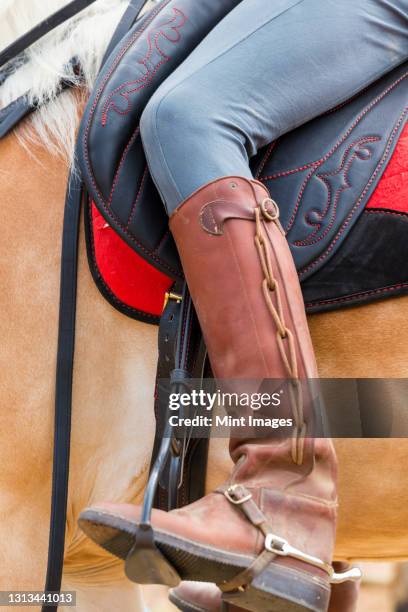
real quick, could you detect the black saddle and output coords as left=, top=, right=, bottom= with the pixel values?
left=78, top=0, right=408, bottom=312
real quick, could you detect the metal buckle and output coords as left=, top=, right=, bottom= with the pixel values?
left=224, top=484, right=252, bottom=505
left=163, top=291, right=183, bottom=311
left=260, top=198, right=280, bottom=222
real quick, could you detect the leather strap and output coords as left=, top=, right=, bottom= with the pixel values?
left=217, top=483, right=333, bottom=593
left=151, top=284, right=209, bottom=510
left=0, top=95, right=33, bottom=139
left=39, top=2, right=149, bottom=609
left=0, top=59, right=81, bottom=139
left=216, top=483, right=276, bottom=592
left=42, top=172, right=82, bottom=612
left=0, top=0, right=98, bottom=69
left=101, top=0, right=150, bottom=65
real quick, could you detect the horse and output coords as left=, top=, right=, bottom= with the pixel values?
left=1, top=1, right=407, bottom=610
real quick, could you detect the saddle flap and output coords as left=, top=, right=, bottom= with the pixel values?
left=78, top=0, right=243, bottom=280
left=253, top=62, right=408, bottom=279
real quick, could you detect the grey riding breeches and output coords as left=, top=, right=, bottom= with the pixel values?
left=140, top=0, right=408, bottom=214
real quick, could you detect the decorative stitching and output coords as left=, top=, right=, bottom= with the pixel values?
left=299, top=108, right=407, bottom=278
left=286, top=167, right=316, bottom=233
left=126, top=165, right=149, bottom=228
left=259, top=70, right=408, bottom=184
left=293, top=136, right=379, bottom=246
left=255, top=139, right=278, bottom=178
left=101, top=9, right=187, bottom=126
left=364, top=208, right=408, bottom=219
left=154, top=228, right=170, bottom=253
left=82, top=0, right=181, bottom=278
left=305, top=283, right=408, bottom=309
left=107, top=125, right=140, bottom=207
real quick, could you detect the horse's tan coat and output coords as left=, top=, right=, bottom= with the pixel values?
left=1, top=125, right=407, bottom=610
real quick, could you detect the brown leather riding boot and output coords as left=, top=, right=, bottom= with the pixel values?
left=79, top=177, right=360, bottom=611
left=169, top=561, right=361, bottom=612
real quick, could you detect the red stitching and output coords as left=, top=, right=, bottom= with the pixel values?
left=126, top=166, right=149, bottom=228
left=299, top=109, right=408, bottom=278
left=107, top=125, right=140, bottom=207
left=82, top=0, right=181, bottom=277
left=294, top=136, right=379, bottom=246
left=305, top=283, right=408, bottom=309
left=255, top=140, right=278, bottom=178
left=259, top=71, right=408, bottom=183
left=155, top=229, right=170, bottom=253
left=285, top=167, right=315, bottom=231
left=101, top=9, right=187, bottom=125
left=364, top=208, right=408, bottom=219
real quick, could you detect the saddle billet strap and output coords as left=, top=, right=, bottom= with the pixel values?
left=125, top=284, right=209, bottom=580
left=42, top=171, right=82, bottom=612
left=0, top=0, right=98, bottom=69
left=151, top=283, right=209, bottom=511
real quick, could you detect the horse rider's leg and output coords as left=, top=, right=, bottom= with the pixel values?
left=138, top=0, right=408, bottom=216
left=79, top=0, right=408, bottom=610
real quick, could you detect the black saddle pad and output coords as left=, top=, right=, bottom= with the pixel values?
left=78, top=0, right=408, bottom=314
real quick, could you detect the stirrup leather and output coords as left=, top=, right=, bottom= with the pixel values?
left=218, top=484, right=362, bottom=593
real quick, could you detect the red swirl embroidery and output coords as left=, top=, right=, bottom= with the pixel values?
left=101, top=8, right=187, bottom=126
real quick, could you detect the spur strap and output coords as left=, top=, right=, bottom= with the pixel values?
left=217, top=484, right=361, bottom=593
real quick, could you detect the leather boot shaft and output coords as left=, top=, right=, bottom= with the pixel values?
left=170, top=176, right=317, bottom=382
left=170, top=177, right=338, bottom=570
left=170, top=176, right=336, bottom=468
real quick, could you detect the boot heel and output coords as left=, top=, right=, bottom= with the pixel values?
left=222, top=563, right=330, bottom=612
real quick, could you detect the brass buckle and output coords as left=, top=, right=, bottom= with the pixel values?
left=163, top=291, right=183, bottom=311
left=224, top=484, right=252, bottom=505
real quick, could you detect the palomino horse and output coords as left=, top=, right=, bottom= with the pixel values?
left=1, top=1, right=407, bottom=611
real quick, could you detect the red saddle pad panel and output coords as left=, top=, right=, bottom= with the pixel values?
left=366, top=122, right=408, bottom=212
left=91, top=203, right=173, bottom=318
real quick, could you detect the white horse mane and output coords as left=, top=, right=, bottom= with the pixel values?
left=0, top=0, right=146, bottom=163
